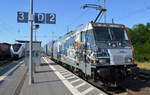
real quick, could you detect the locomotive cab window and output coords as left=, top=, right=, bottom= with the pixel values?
left=94, top=27, right=111, bottom=41
left=94, top=27, right=128, bottom=41
left=110, top=27, right=128, bottom=41
left=12, top=44, right=22, bottom=52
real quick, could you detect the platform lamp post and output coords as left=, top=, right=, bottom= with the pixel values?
left=28, top=0, right=34, bottom=85
left=33, top=24, right=40, bottom=41
left=32, top=24, right=40, bottom=73
left=17, top=0, right=56, bottom=85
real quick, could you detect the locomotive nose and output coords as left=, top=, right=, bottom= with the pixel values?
left=108, top=49, right=133, bottom=65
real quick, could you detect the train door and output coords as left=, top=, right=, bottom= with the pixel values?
left=57, top=42, right=62, bottom=61
left=80, top=31, right=92, bottom=76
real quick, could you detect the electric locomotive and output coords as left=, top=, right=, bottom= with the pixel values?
left=45, top=22, right=137, bottom=86
left=45, top=4, right=138, bottom=86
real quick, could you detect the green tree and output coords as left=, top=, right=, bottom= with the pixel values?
left=128, top=23, right=150, bottom=62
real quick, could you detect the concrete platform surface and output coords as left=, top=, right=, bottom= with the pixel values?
left=0, top=60, right=27, bottom=95
left=19, top=58, right=73, bottom=95
left=19, top=57, right=107, bottom=95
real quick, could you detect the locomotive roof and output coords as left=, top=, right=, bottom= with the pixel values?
left=16, top=40, right=42, bottom=43
left=54, top=22, right=126, bottom=42
left=92, top=23, right=125, bottom=28
left=64, top=22, right=125, bottom=36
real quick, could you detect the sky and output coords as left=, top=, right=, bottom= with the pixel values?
left=0, top=0, right=150, bottom=45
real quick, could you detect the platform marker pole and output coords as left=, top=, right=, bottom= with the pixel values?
left=29, top=0, right=34, bottom=85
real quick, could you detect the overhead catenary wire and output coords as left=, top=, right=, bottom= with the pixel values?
left=65, top=0, right=106, bottom=32
left=117, top=5, right=150, bottom=21
left=0, top=18, right=17, bottom=33
left=65, top=9, right=90, bottom=32
left=103, top=0, right=106, bottom=23
left=0, top=18, right=27, bottom=43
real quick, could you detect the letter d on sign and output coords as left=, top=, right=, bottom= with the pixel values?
left=34, top=13, right=45, bottom=24
left=38, top=13, right=44, bottom=21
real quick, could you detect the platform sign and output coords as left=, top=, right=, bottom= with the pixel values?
left=17, top=11, right=56, bottom=24
left=34, top=13, right=56, bottom=24
left=17, top=12, right=28, bottom=23
left=34, top=13, right=45, bottom=24
left=46, top=13, right=56, bottom=24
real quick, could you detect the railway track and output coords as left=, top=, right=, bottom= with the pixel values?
left=87, top=78, right=140, bottom=95
left=47, top=56, right=150, bottom=95
left=89, top=69, right=150, bottom=95
left=0, top=59, right=13, bottom=66
left=73, top=69, right=150, bottom=95
left=117, top=72, right=150, bottom=95
left=138, top=70, right=150, bottom=82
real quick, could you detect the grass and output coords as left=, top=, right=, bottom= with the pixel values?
left=135, top=61, right=150, bottom=70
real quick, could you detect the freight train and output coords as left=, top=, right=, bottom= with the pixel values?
left=0, top=43, right=11, bottom=61
left=44, top=22, right=138, bottom=86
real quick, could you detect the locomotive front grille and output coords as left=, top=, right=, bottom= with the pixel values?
left=108, top=49, right=132, bottom=65
left=111, top=55, right=125, bottom=65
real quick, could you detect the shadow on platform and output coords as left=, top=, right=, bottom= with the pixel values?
left=35, top=70, right=54, bottom=73
left=34, top=79, right=63, bottom=84
left=40, top=63, right=57, bottom=66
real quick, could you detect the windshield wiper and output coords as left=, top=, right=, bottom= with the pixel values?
left=108, top=28, right=113, bottom=40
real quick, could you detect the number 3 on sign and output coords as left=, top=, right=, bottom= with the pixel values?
left=18, top=12, right=24, bottom=21
left=17, top=12, right=28, bottom=23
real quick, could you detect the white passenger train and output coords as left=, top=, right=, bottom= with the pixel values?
left=10, top=43, right=25, bottom=59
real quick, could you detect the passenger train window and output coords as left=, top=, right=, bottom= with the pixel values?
left=12, top=44, right=22, bottom=52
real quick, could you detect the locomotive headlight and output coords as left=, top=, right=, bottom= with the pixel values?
left=98, top=58, right=110, bottom=63
left=125, top=57, right=132, bottom=63
left=99, top=59, right=107, bottom=63
left=97, top=49, right=109, bottom=56
left=127, top=58, right=132, bottom=63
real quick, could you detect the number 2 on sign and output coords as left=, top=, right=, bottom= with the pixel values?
left=49, top=14, right=55, bottom=22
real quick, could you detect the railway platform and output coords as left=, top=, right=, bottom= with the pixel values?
left=19, top=57, right=107, bottom=95
left=0, top=60, right=27, bottom=95
left=0, top=57, right=150, bottom=95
